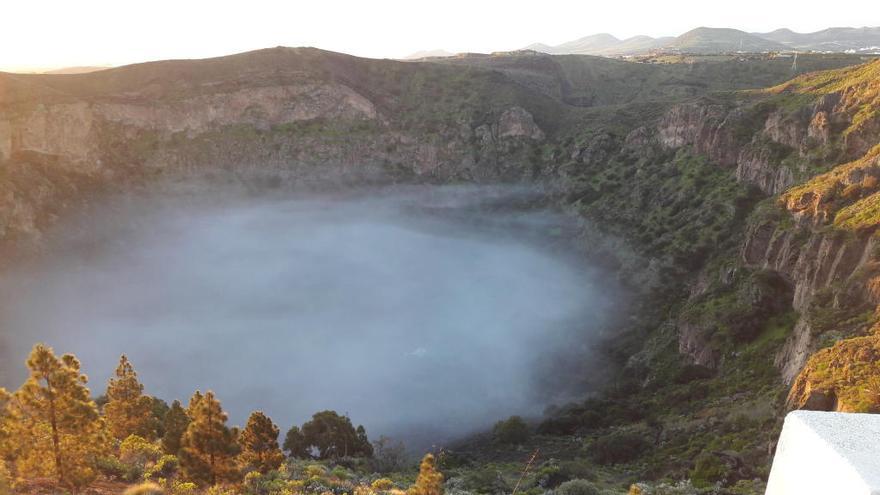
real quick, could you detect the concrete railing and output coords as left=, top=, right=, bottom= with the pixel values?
left=766, top=410, right=880, bottom=495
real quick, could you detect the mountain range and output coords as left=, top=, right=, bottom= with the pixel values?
left=523, top=26, right=880, bottom=56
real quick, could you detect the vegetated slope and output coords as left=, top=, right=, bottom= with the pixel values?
left=469, top=58, right=880, bottom=493
left=438, top=51, right=867, bottom=109
left=0, top=48, right=879, bottom=494
left=665, top=27, right=788, bottom=54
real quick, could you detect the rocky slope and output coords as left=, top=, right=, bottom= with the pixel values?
left=648, top=60, right=880, bottom=382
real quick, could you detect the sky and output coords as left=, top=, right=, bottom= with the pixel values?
left=1, top=0, right=878, bottom=72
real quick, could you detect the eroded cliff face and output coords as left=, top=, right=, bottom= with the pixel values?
left=653, top=61, right=880, bottom=390
left=0, top=56, right=553, bottom=248
left=656, top=62, right=880, bottom=198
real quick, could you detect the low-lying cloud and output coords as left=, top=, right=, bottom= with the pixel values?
left=0, top=185, right=623, bottom=448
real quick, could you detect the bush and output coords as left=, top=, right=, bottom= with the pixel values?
left=689, top=452, right=728, bottom=487
left=121, top=434, right=163, bottom=466
left=96, top=455, right=142, bottom=482
left=330, top=465, right=351, bottom=480
left=372, top=478, right=395, bottom=491
left=537, top=415, right=580, bottom=435
left=305, top=464, right=328, bottom=478
left=555, top=479, right=600, bottom=495
left=674, top=364, right=715, bottom=384
left=464, top=466, right=509, bottom=494
left=492, top=416, right=530, bottom=445
left=123, top=483, right=164, bottom=495
left=592, top=431, right=650, bottom=465
left=534, top=464, right=568, bottom=489
left=169, top=481, right=197, bottom=495
left=144, top=455, right=179, bottom=481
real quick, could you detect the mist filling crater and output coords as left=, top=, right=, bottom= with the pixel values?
left=0, top=185, right=622, bottom=447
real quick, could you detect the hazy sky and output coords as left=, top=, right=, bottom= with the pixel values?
left=2, top=0, right=878, bottom=71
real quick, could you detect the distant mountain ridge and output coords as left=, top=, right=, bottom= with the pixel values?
left=526, top=26, right=880, bottom=56
left=403, top=49, right=456, bottom=60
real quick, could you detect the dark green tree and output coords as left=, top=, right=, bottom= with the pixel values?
left=492, top=416, right=530, bottom=445
left=161, top=400, right=190, bottom=455
left=299, top=411, right=372, bottom=459
left=282, top=426, right=309, bottom=458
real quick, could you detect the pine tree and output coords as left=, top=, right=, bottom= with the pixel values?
left=238, top=411, right=284, bottom=474
left=408, top=453, right=443, bottom=495
left=179, top=391, right=239, bottom=485
left=187, top=390, right=203, bottom=416
left=104, top=355, right=157, bottom=440
left=162, top=400, right=190, bottom=455
left=7, top=344, right=107, bottom=491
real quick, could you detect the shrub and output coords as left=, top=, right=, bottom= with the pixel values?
left=535, top=464, right=568, bottom=488
left=96, top=455, right=142, bottom=482
left=169, top=480, right=198, bottom=495
left=330, top=465, right=351, bottom=480
left=121, top=434, right=163, bottom=465
left=372, top=478, right=396, bottom=491
left=305, top=464, right=328, bottom=478
left=144, top=455, right=179, bottom=481
left=592, top=431, right=650, bottom=465
left=492, top=416, right=530, bottom=445
left=537, top=415, right=580, bottom=435
left=689, top=452, right=728, bottom=487
left=674, top=364, right=715, bottom=384
left=555, top=479, right=600, bottom=495
left=123, top=482, right=164, bottom=495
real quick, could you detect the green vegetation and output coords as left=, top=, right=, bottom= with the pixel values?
left=555, top=479, right=601, bottom=495
left=492, top=416, right=530, bottom=445
left=573, top=147, right=759, bottom=277
left=283, top=411, right=373, bottom=460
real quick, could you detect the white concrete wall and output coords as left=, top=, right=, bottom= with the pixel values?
left=766, top=410, right=880, bottom=495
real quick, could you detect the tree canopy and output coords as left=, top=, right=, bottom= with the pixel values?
left=285, top=410, right=373, bottom=459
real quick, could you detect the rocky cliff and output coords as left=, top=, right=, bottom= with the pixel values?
left=652, top=60, right=880, bottom=403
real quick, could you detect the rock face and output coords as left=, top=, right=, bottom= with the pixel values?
left=655, top=66, right=879, bottom=197
left=657, top=61, right=880, bottom=386
left=786, top=334, right=880, bottom=412
left=0, top=49, right=553, bottom=248
left=740, top=173, right=880, bottom=383
left=497, top=106, right=544, bottom=140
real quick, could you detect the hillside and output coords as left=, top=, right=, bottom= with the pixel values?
left=0, top=48, right=879, bottom=494
left=758, top=26, right=880, bottom=52
left=665, top=27, right=788, bottom=54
